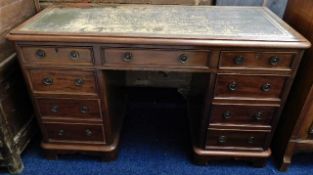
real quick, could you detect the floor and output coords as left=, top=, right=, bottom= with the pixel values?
left=1, top=88, right=313, bottom=175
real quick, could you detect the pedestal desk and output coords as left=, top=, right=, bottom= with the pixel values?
left=7, top=5, right=310, bottom=166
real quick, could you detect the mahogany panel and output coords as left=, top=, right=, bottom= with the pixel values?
left=219, top=51, right=294, bottom=71
left=103, top=48, right=210, bottom=69
left=214, top=74, right=286, bottom=99
left=206, top=128, right=268, bottom=150
left=36, top=98, right=102, bottom=120
left=21, top=46, right=94, bottom=65
left=209, top=104, right=277, bottom=126
left=43, top=122, right=105, bottom=143
left=28, top=69, right=98, bottom=95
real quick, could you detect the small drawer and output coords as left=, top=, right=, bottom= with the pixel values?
left=102, top=48, right=209, bottom=68
left=206, top=129, right=268, bottom=149
left=214, top=74, right=286, bottom=99
left=209, top=104, right=276, bottom=126
left=219, top=51, right=294, bottom=70
left=43, top=122, right=105, bottom=143
left=29, top=70, right=98, bottom=95
left=21, top=46, right=94, bottom=65
left=36, top=98, right=102, bottom=120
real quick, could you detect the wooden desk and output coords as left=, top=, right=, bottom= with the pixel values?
left=7, top=5, right=310, bottom=166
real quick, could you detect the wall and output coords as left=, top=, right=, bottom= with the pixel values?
left=39, top=0, right=213, bottom=8
left=216, top=0, right=288, bottom=17
left=39, top=0, right=287, bottom=17
left=0, top=0, right=37, bottom=63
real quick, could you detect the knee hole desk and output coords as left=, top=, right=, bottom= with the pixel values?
left=7, top=5, right=310, bottom=167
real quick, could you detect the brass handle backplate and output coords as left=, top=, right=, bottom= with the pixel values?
left=228, top=81, right=238, bottom=91
left=69, top=50, right=80, bottom=60
left=42, top=77, right=53, bottom=86
left=74, top=78, right=84, bottom=86
left=58, top=129, right=64, bottom=136
left=178, top=54, right=188, bottom=64
left=269, top=56, right=280, bottom=65
left=254, top=112, right=263, bottom=121
left=85, top=129, right=93, bottom=136
left=36, top=49, right=46, bottom=59
left=261, top=83, right=271, bottom=92
left=51, top=105, right=59, bottom=113
left=234, top=55, right=244, bottom=65
left=223, top=111, right=232, bottom=119
left=218, top=136, right=226, bottom=144
left=80, top=105, right=89, bottom=114
left=248, top=136, right=255, bottom=144
left=122, top=52, right=133, bottom=62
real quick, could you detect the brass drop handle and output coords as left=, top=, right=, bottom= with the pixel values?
left=254, top=112, right=263, bottom=121
left=36, top=49, right=46, bottom=59
left=69, top=50, right=79, bottom=60
left=228, top=81, right=238, bottom=91
left=217, top=136, right=226, bottom=144
left=269, top=56, right=280, bottom=66
left=85, top=129, right=93, bottom=136
left=234, top=55, right=244, bottom=65
left=122, top=52, right=133, bottom=62
left=223, top=111, right=232, bottom=119
left=42, top=77, right=53, bottom=86
left=74, top=78, right=84, bottom=86
left=178, top=54, right=188, bottom=64
left=51, top=105, right=59, bottom=113
left=218, top=136, right=226, bottom=144
left=261, top=83, right=271, bottom=92
left=80, top=105, right=89, bottom=114
left=58, top=129, right=64, bottom=136
left=248, top=136, right=255, bottom=144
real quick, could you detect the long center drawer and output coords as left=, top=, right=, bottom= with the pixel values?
left=102, top=48, right=210, bottom=69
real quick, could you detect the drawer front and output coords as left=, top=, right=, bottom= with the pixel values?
left=219, top=51, right=293, bottom=70
left=43, top=123, right=105, bottom=143
left=209, top=105, right=276, bottom=126
left=206, top=129, right=267, bottom=149
left=103, top=48, right=209, bottom=68
left=29, top=70, right=98, bottom=95
left=36, top=98, right=102, bottom=120
left=214, top=74, right=285, bottom=99
left=21, top=46, right=94, bottom=65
